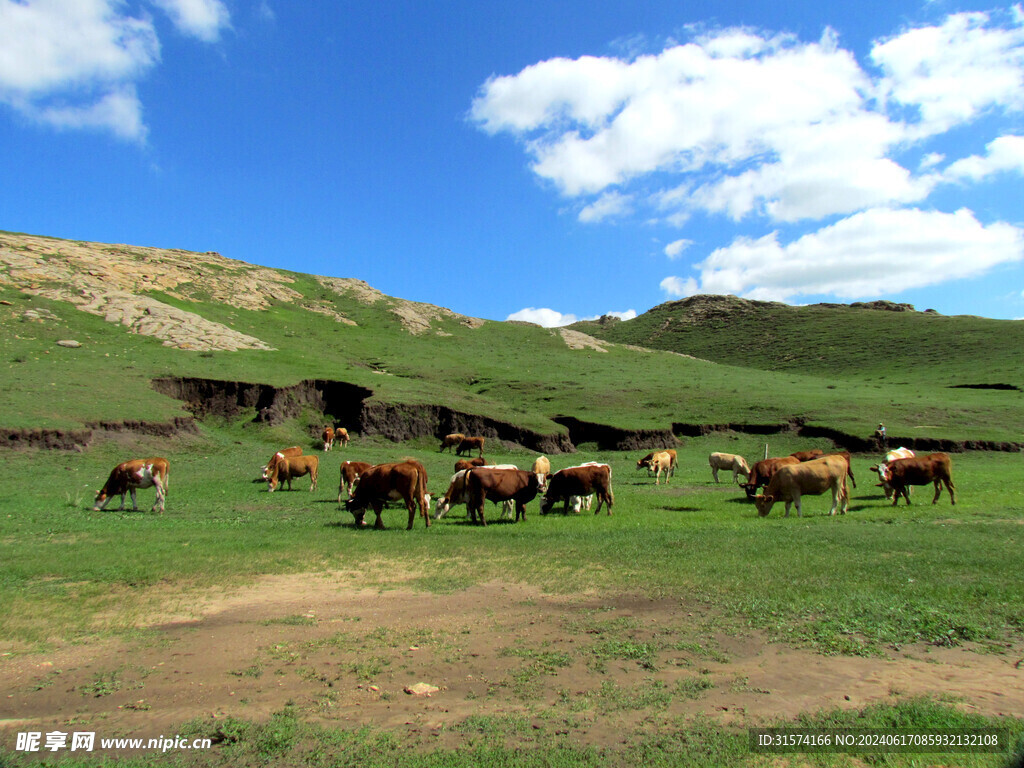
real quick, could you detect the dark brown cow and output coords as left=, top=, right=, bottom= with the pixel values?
left=881, top=453, right=956, bottom=506
left=267, top=455, right=319, bottom=492
left=346, top=460, right=430, bottom=530
left=742, top=456, right=800, bottom=498
left=262, top=446, right=302, bottom=480
left=465, top=467, right=541, bottom=525
left=790, top=449, right=825, bottom=462
left=457, top=436, right=486, bottom=457
left=541, top=464, right=614, bottom=515
left=338, top=460, right=373, bottom=503
left=439, top=433, right=465, bottom=453
left=94, top=457, right=170, bottom=514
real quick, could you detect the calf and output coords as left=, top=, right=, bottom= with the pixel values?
left=346, top=460, right=430, bottom=530
left=881, top=453, right=956, bottom=506
left=439, top=433, right=465, bottom=453
left=636, top=449, right=677, bottom=476
left=262, top=446, right=302, bottom=480
left=639, top=450, right=675, bottom=485
left=466, top=467, right=541, bottom=525
left=338, top=460, right=373, bottom=503
left=94, top=458, right=170, bottom=514
left=742, top=456, right=800, bottom=499
left=708, top=452, right=750, bottom=484
left=267, top=455, right=319, bottom=492
left=456, top=436, right=486, bottom=457
left=541, top=464, right=614, bottom=515
left=754, top=455, right=849, bottom=518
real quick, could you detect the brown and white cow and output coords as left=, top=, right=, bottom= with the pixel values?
left=321, top=426, right=335, bottom=451
left=262, top=446, right=302, bottom=480
left=346, top=460, right=430, bottom=530
left=879, top=453, right=956, bottom=506
left=338, top=460, right=373, bottom=503
left=267, top=455, right=319, bottom=492
left=456, top=436, right=486, bottom=457
left=334, top=427, right=350, bottom=448
left=790, top=449, right=825, bottom=462
left=541, top=463, right=614, bottom=515
left=754, top=455, right=849, bottom=518
left=439, top=433, right=465, bottom=453
left=639, top=450, right=675, bottom=485
left=742, top=456, right=800, bottom=498
left=466, top=467, right=542, bottom=525
left=709, top=452, right=751, bottom=484
left=434, top=465, right=519, bottom=519
left=94, top=458, right=169, bottom=514
left=870, top=447, right=915, bottom=499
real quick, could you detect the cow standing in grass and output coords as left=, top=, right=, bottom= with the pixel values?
left=708, top=452, right=750, bottom=484
left=267, top=455, right=319, bottom=492
left=346, top=460, right=430, bottom=530
left=94, top=458, right=170, bottom=514
left=754, top=455, right=848, bottom=518
left=262, top=446, right=302, bottom=480
left=338, top=460, right=373, bottom=503
left=880, top=453, right=956, bottom=507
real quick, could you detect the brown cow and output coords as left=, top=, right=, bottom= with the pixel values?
left=267, top=455, right=319, bottom=492
left=742, top=456, right=800, bottom=498
left=435, top=466, right=519, bottom=520
left=754, top=455, right=849, bottom=517
left=346, top=460, right=430, bottom=530
left=338, top=460, right=373, bottom=503
left=870, top=447, right=916, bottom=499
left=457, top=436, right=486, bottom=457
left=466, top=467, right=541, bottom=525
left=455, top=457, right=487, bottom=472
left=334, top=427, right=350, bottom=448
left=94, top=458, right=169, bottom=514
left=322, top=426, right=335, bottom=451
left=880, top=453, right=956, bottom=506
left=790, top=449, right=825, bottom=462
left=262, top=446, right=302, bottom=480
left=439, top=433, right=465, bottom=453
left=541, top=464, right=614, bottom=515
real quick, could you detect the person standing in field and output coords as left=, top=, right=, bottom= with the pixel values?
left=874, top=422, right=887, bottom=451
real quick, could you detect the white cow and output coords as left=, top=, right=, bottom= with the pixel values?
left=708, top=452, right=751, bottom=484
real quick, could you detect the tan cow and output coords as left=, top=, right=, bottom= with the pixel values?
left=338, top=460, right=373, bottom=503
left=709, top=452, right=750, bottom=484
left=439, top=433, right=465, bottom=453
left=541, top=464, right=614, bottom=515
left=262, top=446, right=302, bottom=480
left=457, top=436, right=486, bottom=457
left=334, top=427, right=350, bottom=448
left=754, top=455, right=849, bottom=518
left=636, top=449, right=677, bottom=476
left=345, top=460, right=430, bottom=530
left=639, top=450, right=675, bottom=485
left=94, top=458, right=169, bottom=514
left=267, top=455, right=319, bottom=492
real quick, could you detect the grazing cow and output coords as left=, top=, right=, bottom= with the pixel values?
left=636, top=449, right=677, bottom=476
left=322, top=426, right=335, bottom=451
left=879, top=453, right=956, bottom=507
left=454, top=457, right=487, bottom=472
left=338, top=460, right=373, bottom=503
left=457, top=436, right=486, bottom=457
left=262, top=446, right=302, bottom=480
left=466, top=467, right=541, bottom=525
left=94, top=458, right=169, bottom=514
left=870, top=447, right=915, bottom=499
left=638, top=450, right=675, bottom=485
left=708, top=452, right=751, bottom=484
left=824, top=451, right=857, bottom=489
left=541, top=464, right=614, bottom=516
left=268, top=455, right=319, bottom=492
left=790, top=449, right=825, bottom=462
left=754, top=455, right=849, bottom=518
left=742, top=456, right=800, bottom=498
left=532, top=456, right=551, bottom=476
left=434, top=465, right=519, bottom=519
left=346, top=460, right=430, bottom=530
left=334, top=427, right=350, bottom=448
left=439, top=433, right=465, bottom=453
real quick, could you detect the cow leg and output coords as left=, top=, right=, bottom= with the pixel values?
left=711, top=467, right=719, bottom=483
left=373, top=502, right=386, bottom=530
left=783, top=500, right=792, bottom=517
left=515, top=501, right=525, bottom=522
left=152, top=477, right=166, bottom=514
left=310, top=471, right=318, bottom=492
left=406, top=501, right=416, bottom=531
left=128, top=488, right=139, bottom=511
left=946, top=478, right=956, bottom=505
left=828, top=485, right=839, bottom=516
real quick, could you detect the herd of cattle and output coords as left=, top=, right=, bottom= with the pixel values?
left=91, top=429, right=957, bottom=527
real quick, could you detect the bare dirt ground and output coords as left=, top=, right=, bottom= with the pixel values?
left=2, top=574, right=1022, bottom=753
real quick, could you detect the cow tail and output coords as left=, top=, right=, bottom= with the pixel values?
left=417, top=465, right=430, bottom=521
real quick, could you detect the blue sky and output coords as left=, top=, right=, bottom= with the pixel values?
left=1, top=1, right=1022, bottom=324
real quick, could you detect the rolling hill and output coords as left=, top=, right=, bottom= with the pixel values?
left=2, top=230, right=1021, bottom=452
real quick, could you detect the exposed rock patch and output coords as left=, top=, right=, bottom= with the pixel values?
left=558, top=328, right=608, bottom=352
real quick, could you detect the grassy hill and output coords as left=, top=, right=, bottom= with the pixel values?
left=2, top=231, right=1022, bottom=447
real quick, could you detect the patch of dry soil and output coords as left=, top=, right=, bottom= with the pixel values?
left=2, top=575, right=1021, bottom=753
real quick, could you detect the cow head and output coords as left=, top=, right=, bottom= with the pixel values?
left=754, top=494, right=775, bottom=517
left=741, top=482, right=758, bottom=499
left=345, top=497, right=369, bottom=526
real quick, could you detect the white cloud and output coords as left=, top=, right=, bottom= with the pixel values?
left=664, top=239, right=692, bottom=259
left=578, top=191, right=633, bottom=223
left=151, top=0, right=230, bottom=42
left=582, top=309, right=637, bottom=322
left=506, top=307, right=579, bottom=327
left=685, top=207, right=1024, bottom=302
left=660, top=276, right=699, bottom=298
left=0, top=0, right=228, bottom=141
left=944, top=135, right=1024, bottom=181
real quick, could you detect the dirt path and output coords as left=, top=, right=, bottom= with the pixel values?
left=2, top=574, right=1022, bottom=751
